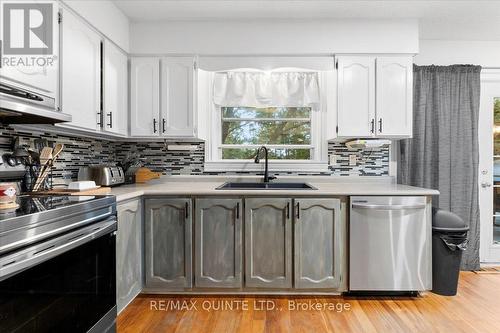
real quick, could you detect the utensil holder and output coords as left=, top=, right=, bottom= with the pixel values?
left=25, top=159, right=54, bottom=192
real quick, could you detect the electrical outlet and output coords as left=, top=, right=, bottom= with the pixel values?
left=349, top=155, right=357, bottom=166
left=329, top=154, right=338, bottom=165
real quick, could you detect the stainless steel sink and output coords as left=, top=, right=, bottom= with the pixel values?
left=216, top=182, right=317, bottom=190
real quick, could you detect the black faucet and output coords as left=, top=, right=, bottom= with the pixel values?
left=254, top=146, right=276, bottom=183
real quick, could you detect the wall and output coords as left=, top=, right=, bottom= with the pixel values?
left=130, top=19, right=419, bottom=55
left=415, top=40, right=500, bottom=67
left=0, top=126, right=389, bottom=187
left=62, top=0, right=130, bottom=52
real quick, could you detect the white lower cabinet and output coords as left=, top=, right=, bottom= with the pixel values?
left=116, top=199, right=143, bottom=313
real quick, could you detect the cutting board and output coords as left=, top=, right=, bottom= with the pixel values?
left=135, top=167, right=161, bottom=183
left=35, top=187, right=112, bottom=196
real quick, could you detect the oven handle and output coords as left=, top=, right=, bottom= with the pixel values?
left=0, top=218, right=117, bottom=282
left=352, top=203, right=426, bottom=210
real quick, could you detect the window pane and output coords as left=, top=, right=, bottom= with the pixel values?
left=222, top=121, right=311, bottom=145
left=222, top=107, right=310, bottom=119
left=222, top=148, right=311, bottom=160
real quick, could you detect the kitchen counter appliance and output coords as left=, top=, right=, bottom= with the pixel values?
left=0, top=195, right=117, bottom=333
left=78, top=165, right=125, bottom=186
left=349, top=196, right=432, bottom=292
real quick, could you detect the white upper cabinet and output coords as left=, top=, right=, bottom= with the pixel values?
left=0, top=3, right=59, bottom=98
left=60, top=7, right=101, bottom=131
left=130, top=58, right=160, bottom=136
left=103, top=40, right=128, bottom=136
left=376, top=56, right=413, bottom=138
left=337, top=56, right=376, bottom=138
left=130, top=56, right=196, bottom=138
left=160, top=57, right=196, bottom=137
left=336, top=55, right=413, bottom=139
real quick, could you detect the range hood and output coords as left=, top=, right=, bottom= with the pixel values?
left=0, top=82, right=71, bottom=124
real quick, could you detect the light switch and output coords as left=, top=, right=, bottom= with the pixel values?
left=349, top=155, right=357, bottom=166
left=329, top=154, right=338, bottom=165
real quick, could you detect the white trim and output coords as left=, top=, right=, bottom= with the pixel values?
left=203, top=70, right=332, bottom=172
left=204, top=161, right=329, bottom=172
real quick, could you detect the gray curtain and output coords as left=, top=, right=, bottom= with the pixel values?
left=398, top=65, right=481, bottom=270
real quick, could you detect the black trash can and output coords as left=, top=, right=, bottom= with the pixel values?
left=432, top=209, right=469, bottom=296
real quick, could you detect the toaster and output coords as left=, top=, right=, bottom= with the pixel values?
left=78, top=166, right=125, bottom=186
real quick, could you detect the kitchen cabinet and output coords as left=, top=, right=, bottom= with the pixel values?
left=144, top=198, right=192, bottom=290
left=376, top=56, right=413, bottom=137
left=294, top=198, right=343, bottom=289
left=194, top=198, right=242, bottom=288
left=103, top=40, right=128, bottom=136
left=161, top=57, right=196, bottom=137
left=130, top=58, right=160, bottom=137
left=60, top=7, right=101, bottom=131
left=130, top=56, right=196, bottom=138
left=116, top=199, right=142, bottom=314
left=337, top=56, right=375, bottom=138
left=0, top=4, right=59, bottom=99
left=336, top=55, right=413, bottom=139
left=244, top=198, right=292, bottom=288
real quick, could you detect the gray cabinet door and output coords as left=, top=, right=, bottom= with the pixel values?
left=245, top=198, right=292, bottom=288
left=195, top=198, right=242, bottom=288
left=294, top=198, right=342, bottom=289
left=116, top=199, right=143, bottom=313
left=145, top=198, right=192, bottom=289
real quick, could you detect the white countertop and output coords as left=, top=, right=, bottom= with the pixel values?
left=109, top=176, right=439, bottom=202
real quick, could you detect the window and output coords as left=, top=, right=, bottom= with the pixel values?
left=201, top=69, right=333, bottom=172
left=221, top=106, right=312, bottom=160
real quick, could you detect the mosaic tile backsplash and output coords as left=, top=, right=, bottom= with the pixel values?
left=0, top=125, right=389, bottom=183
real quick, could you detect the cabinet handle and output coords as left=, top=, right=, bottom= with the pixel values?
left=378, top=118, right=383, bottom=133
left=286, top=202, right=290, bottom=219
left=370, top=119, right=375, bottom=133
left=236, top=202, right=240, bottom=219
left=296, top=202, right=300, bottom=219
left=185, top=202, right=189, bottom=219
left=153, top=118, right=157, bottom=133
left=162, top=118, right=166, bottom=134
left=107, top=112, right=113, bottom=128
left=97, top=111, right=102, bottom=127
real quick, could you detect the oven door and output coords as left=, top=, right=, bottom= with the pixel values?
left=0, top=217, right=117, bottom=333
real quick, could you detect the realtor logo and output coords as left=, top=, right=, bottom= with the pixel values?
left=2, top=2, right=53, bottom=55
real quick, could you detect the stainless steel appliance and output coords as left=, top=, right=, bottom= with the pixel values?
left=0, top=82, right=71, bottom=124
left=78, top=166, right=125, bottom=186
left=0, top=195, right=117, bottom=333
left=349, top=196, right=432, bottom=292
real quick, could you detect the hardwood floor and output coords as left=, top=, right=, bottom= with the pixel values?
left=117, top=272, right=500, bottom=333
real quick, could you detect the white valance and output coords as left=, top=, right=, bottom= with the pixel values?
left=213, top=71, right=320, bottom=108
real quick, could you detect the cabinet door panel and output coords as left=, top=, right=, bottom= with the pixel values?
left=145, top=198, right=192, bottom=290
left=116, top=199, right=142, bottom=313
left=195, top=199, right=242, bottom=288
left=245, top=198, right=292, bottom=288
left=130, top=58, right=160, bottom=137
left=161, top=57, right=195, bottom=137
left=376, top=56, right=413, bottom=137
left=61, top=8, right=100, bottom=131
left=294, top=198, right=342, bottom=289
left=103, top=40, right=128, bottom=135
left=337, top=56, right=376, bottom=138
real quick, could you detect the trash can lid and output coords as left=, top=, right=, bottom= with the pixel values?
left=432, top=208, right=469, bottom=232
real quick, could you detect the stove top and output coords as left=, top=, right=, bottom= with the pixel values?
left=0, top=195, right=100, bottom=220
left=0, top=195, right=116, bottom=255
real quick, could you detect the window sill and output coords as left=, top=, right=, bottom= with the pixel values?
left=204, top=161, right=329, bottom=172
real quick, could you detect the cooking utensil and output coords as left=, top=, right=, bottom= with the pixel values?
left=33, top=144, right=64, bottom=191
left=32, top=147, right=53, bottom=191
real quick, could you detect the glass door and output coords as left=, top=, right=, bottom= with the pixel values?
left=479, top=69, right=500, bottom=262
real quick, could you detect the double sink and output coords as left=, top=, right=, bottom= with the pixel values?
left=216, top=182, right=317, bottom=190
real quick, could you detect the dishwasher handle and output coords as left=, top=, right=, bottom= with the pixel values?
left=352, top=203, right=426, bottom=210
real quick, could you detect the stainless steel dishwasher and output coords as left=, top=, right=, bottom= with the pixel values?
left=349, top=196, right=432, bottom=292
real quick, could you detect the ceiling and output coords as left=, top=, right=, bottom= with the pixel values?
left=113, top=0, right=500, bottom=40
